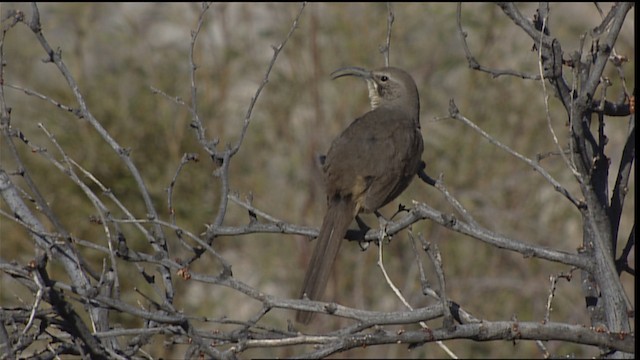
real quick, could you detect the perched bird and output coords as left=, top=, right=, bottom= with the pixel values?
left=297, top=66, right=424, bottom=324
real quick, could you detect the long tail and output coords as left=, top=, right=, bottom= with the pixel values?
left=296, top=197, right=356, bottom=324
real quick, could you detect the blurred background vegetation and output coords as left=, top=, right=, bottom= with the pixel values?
left=0, top=3, right=634, bottom=358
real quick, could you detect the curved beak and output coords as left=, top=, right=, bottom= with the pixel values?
left=330, top=66, right=372, bottom=80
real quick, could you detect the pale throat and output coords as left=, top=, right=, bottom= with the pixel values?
left=366, top=80, right=381, bottom=110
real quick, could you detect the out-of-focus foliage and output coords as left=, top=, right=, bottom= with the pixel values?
left=0, top=3, right=633, bottom=358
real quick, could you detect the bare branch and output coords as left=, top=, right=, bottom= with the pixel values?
left=448, top=99, right=584, bottom=208
left=456, top=3, right=542, bottom=80
left=379, top=2, right=394, bottom=67
left=0, top=3, right=633, bottom=357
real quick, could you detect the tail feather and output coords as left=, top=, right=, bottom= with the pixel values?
left=296, top=197, right=356, bottom=324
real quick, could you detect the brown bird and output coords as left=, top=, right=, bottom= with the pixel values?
left=297, top=66, right=424, bottom=324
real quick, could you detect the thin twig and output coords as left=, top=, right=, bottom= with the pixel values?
left=26, top=2, right=175, bottom=302
left=21, top=272, right=44, bottom=336
left=230, top=3, right=306, bottom=157
left=456, top=3, right=541, bottom=80
left=448, top=99, right=583, bottom=209
left=535, top=11, right=582, bottom=181
left=380, top=2, right=394, bottom=67
left=188, top=2, right=214, bottom=155
left=206, top=3, right=306, bottom=237
left=377, top=233, right=457, bottom=358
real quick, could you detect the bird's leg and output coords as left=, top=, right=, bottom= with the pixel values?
left=355, top=215, right=371, bottom=232
left=417, top=160, right=437, bottom=186
left=354, top=215, right=372, bottom=250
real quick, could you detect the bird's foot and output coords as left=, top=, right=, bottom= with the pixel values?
left=354, top=215, right=372, bottom=250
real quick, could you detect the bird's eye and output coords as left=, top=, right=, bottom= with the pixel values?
left=380, top=75, right=389, bottom=82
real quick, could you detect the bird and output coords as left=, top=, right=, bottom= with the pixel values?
left=297, top=66, right=424, bottom=324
